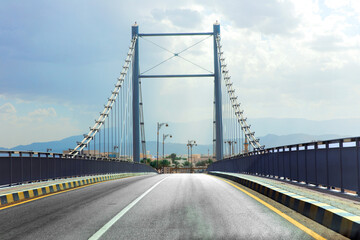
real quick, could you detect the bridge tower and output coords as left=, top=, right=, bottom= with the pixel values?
left=69, top=22, right=263, bottom=161
left=131, top=22, right=224, bottom=162
left=132, top=23, right=140, bottom=162
left=213, top=22, right=223, bottom=160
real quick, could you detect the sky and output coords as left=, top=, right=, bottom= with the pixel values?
left=1, top=0, right=360, bottom=148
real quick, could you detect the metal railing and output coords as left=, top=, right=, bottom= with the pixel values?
left=0, top=150, right=156, bottom=187
left=207, top=137, right=360, bottom=194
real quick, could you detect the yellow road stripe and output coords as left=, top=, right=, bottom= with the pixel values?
left=29, top=190, right=34, bottom=198
left=0, top=175, right=136, bottom=211
left=0, top=183, right=99, bottom=211
left=213, top=176, right=326, bottom=240
left=18, top=192, right=25, bottom=201
left=6, top=194, right=14, bottom=204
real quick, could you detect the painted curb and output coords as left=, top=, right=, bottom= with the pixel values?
left=210, top=171, right=360, bottom=239
left=0, top=173, right=152, bottom=207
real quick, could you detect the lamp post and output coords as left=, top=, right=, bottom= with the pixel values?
left=163, top=134, right=172, bottom=160
left=187, top=140, right=197, bottom=173
left=113, top=145, right=118, bottom=159
left=225, top=140, right=237, bottom=157
left=157, top=122, right=168, bottom=170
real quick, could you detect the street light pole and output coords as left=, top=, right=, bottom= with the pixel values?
left=224, top=140, right=237, bottom=157
left=162, top=134, right=172, bottom=160
left=113, top=145, right=118, bottom=159
left=187, top=144, right=189, bottom=169
left=157, top=122, right=168, bottom=170
left=187, top=140, right=197, bottom=173
left=163, top=134, right=164, bottom=160
left=191, top=145, right=193, bottom=171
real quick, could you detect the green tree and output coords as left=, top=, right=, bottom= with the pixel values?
left=140, top=158, right=151, bottom=164
left=150, top=161, right=157, bottom=169
left=161, top=159, right=171, bottom=167
left=183, top=161, right=191, bottom=167
left=196, top=161, right=206, bottom=166
left=173, top=160, right=180, bottom=168
left=207, top=159, right=213, bottom=164
left=169, top=153, right=177, bottom=163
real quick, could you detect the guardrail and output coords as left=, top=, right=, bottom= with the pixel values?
left=207, top=137, right=360, bottom=194
left=0, top=150, right=156, bottom=187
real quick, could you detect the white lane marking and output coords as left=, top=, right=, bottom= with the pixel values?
left=88, top=177, right=168, bottom=240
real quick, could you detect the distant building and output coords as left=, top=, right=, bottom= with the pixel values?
left=62, top=150, right=132, bottom=161
left=140, top=152, right=152, bottom=159
left=63, top=150, right=100, bottom=156
left=188, top=154, right=212, bottom=164
left=163, top=167, right=171, bottom=174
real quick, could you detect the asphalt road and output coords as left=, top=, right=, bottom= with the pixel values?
left=0, top=174, right=333, bottom=239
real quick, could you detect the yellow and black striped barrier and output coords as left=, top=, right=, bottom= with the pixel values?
left=0, top=173, right=152, bottom=207
left=209, top=171, right=360, bottom=239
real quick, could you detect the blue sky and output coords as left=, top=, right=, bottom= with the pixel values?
left=1, top=0, right=360, bottom=148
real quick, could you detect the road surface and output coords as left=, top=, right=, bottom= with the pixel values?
left=0, top=174, right=340, bottom=239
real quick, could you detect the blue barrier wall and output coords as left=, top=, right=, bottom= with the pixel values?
left=0, top=153, right=156, bottom=186
left=207, top=137, right=360, bottom=193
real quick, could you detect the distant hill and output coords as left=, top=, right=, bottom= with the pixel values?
left=0, top=133, right=345, bottom=155
left=2, top=135, right=84, bottom=153
left=143, top=118, right=360, bottom=144
left=260, top=133, right=344, bottom=148
left=250, top=118, right=360, bottom=137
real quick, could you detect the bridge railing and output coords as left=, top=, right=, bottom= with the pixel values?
left=207, top=137, right=360, bottom=194
left=0, top=151, right=156, bottom=187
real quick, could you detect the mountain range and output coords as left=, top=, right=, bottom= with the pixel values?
left=2, top=117, right=358, bottom=154
left=0, top=133, right=344, bottom=155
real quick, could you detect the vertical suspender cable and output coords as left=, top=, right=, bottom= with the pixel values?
left=114, top=96, right=119, bottom=158
left=118, top=91, right=120, bottom=157
left=107, top=114, right=110, bottom=155
left=103, top=120, right=105, bottom=157
left=99, top=126, right=101, bottom=156
left=94, top=132, right=96, bottom=157
left=111, top=102, right=114, bottom=156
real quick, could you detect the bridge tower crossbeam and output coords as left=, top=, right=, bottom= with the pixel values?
left=132, top=23, right=225, bottom=161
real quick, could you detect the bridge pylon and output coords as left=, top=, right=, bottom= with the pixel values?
left=132, top=23, right=140, bottom=162
left=69, top=22, right=264, bottom=162
left=131, top=22, right=225, bottom=161
left=213, top=22, right=224, bottom=160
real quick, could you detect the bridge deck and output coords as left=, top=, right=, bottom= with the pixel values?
left=0, top=174, right=344, bottom=239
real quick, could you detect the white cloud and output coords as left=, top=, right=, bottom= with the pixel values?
left=213, top=0, right=299, bottom=35
left=324, top=0, right=350, bottom=9
left=2, top=0, right=360, bottom=146
left=0, top=102, right=16, bottom=114
left=151, top=8, right=203, bottom=29
left=0, top=104, right=80, bottom=148
left=28, top=107, right=57, bottom=118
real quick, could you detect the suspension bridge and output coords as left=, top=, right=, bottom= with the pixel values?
left=0, top=23, right=359, bottom=239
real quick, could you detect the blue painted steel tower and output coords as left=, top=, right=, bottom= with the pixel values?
left=132, top=23, right=140, bottom=162
left=213, top=22, right=224, bottom=160
left=131, top=23, right=224, bottom=161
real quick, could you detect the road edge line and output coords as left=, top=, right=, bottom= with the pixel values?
left=209, top=171, right=360, bottom=239
left=211, top=174, right=326, bottom=240
left=0, top=173, right=155, bottom=210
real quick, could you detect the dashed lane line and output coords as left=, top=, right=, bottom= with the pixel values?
left=88, top=177, right=168, bottom=240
